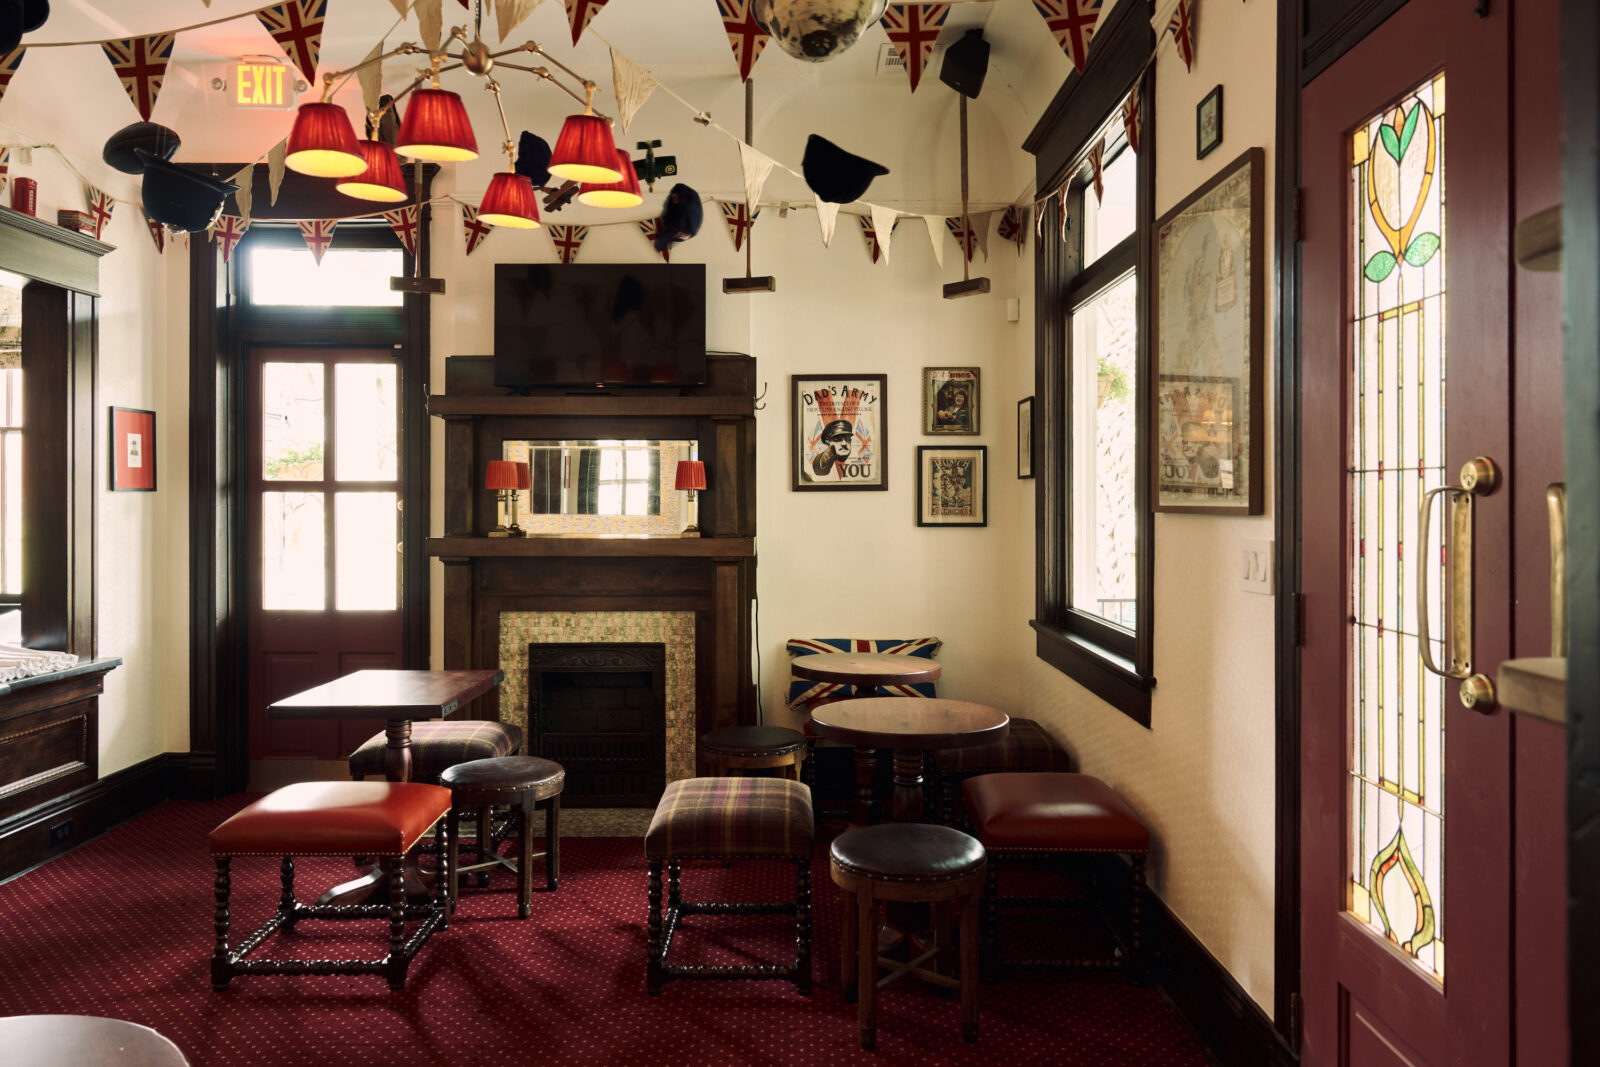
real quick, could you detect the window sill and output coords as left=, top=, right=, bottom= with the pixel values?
left=1031, top=620, right=1154, bottom=727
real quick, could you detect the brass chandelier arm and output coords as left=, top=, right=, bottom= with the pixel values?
left=486, top=60, right=603, bottom=115
left=318, top=43, right=426, bottom=103
left=485, top=79, right=517, bottom=168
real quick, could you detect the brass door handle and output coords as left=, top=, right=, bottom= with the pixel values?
left=1418, top=457, right=1500, bottom=681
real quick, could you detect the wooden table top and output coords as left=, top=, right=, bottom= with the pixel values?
left=1, top=1014, right=189, bottom=1066
left=791, top=653, right=943, bottom=688
left=267, top=669, right=504, bottom=720
left=809, top=697, right=1008, bottom=750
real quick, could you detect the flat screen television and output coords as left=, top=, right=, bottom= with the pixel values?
left=493, top=263, right=708, bottom=388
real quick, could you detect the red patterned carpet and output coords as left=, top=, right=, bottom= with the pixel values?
left=0, top=797, right=1214, bottom=1066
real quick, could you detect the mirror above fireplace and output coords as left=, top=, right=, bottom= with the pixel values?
left=499, top=439, right=695, bottom=537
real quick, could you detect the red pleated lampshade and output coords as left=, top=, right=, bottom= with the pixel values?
left=514, top=461, right=531, bottom=490
left=674, top=460, right=707, bottom=491
left=577, top=148, right=642, bottom=208
left=485, top=460, right=521, bottom=490
left=285, top=102, right=365, bottom=177
left=335, top=140, right=408, bottom=202
left=396, top=88, right=478, bottom=162
left=549, top=114, right=622, bottom=183
left=478, top=172, right=541, bottom=228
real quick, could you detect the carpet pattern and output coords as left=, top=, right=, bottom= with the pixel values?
left=0, top=797, right=1214, bottom=1066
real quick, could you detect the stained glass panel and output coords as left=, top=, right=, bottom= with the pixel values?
left=1347, top=71, right=1447, bottom=982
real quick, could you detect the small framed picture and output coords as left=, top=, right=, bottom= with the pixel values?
left=921, top=366, right=980, bottom=435
left=791, top=374, right=887, bottom=491
left=916, top=445, right=987, bottom=527
left=1017, top=396, right=1034, bottom=478
left=1197, top=84, right=1224, bottom=159
left=109, top=406, right=156, bottom=492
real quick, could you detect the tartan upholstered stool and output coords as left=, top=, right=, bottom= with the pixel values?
left=644, top=777, right=814, bottom=995
left=699, top=725, right=807, bottom=780
left=208, top=781, right=453, bottom=992
left=932, top=718, right=1070, bottom=826
left=440, top=755, right=565, bottom=919
left=830, top=823, right=986, bottom=1050
left=347, top=720, right=524, bottom=783
left=962, top=772, right=1150, bottom=981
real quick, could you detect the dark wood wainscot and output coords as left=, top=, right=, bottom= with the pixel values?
left=426, top=354, right=758, bottom=758
left=0, top=658, right=121, bottom=822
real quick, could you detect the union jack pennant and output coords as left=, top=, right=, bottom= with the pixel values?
left=945, top=216, right=978, bottom=263
left=256, top=0, right=328, bottom=84
left=563, top=0, right=611, bottom=46
left=145, top=213, right=165, bottom=254
left=1032, top=0, right=1104, bottom=74
left=383, top=205, right=419, bottom=256
left=83, top=186, right=114, bottom=240
left=719, top=201, right=759, bottom=252
left=998, top=205, right=1028, bottom=255
left=0, top=148, right=9, bottom=200
left=462, top=203, right=492, bottom=255
left=715, top=0, right=769, bottom=82
left=859, top=214, right=897, bottom=264
left=297, top=218, right=336, bottom=264
left=101, top=34, right=174, bottom=122
left=547, top=223, right=588, bottom=263
left=879, top=3, right=950, bottom=93
left=1169, top=0, right=1194, bottom=73
left=785, top=636, right=942, bottom=707
left=0, top=48, right=26, bottom=108
left=637, top=218, right=670, bottom=262
left=1122, top=88, right=1142, bottom=154
left=213, top=214, right=248, bottom=264
left=1088, top=137, right=1105, bottom=204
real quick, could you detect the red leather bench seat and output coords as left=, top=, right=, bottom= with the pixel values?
left=962, top=772, right=1149, bottom=854
left=209, top=781, right=453, bottom=858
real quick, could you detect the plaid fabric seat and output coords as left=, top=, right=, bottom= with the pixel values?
left=932, top=718, right=1070, bottom=826
left=645, top=777, right=814, bottom=860
left=347, top=721, right=524, bottom=782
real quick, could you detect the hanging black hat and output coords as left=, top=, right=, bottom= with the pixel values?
left=654, top=183, right=703, bottom=252
left=515, top=131, right=552, bottom=187
left=0, top=1, right=49, bottom=63
left=103, top=122, right=181, bottom=174
left=137, top=150, right=238, bottom=233
left=802, top=134, right=888, bottom=204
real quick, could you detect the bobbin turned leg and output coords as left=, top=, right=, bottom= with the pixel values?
left=278, top=856, right=298, bottom=933
left=384, top=858, right=407, bottom=991
left=211, top=857, right=232, bottom=992
left=795, top=859, right=813, bottom=995
left=647, top=860, right=664, bottom=995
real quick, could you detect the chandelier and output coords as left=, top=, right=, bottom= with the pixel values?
left=282, top=1, right=639, bottom=228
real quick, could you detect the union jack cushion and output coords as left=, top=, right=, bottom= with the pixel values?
left=785, top=636, right=941, bottom=709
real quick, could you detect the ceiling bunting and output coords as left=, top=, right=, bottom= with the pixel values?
left=636, top=218, right=670, bottom=261
left=387, top=0, right=408, bottom=14
left=997, top=204, right=1027, bottom=255
left=972, top=209, right=991, bottom=261
left=144, top=212, right=165, bottom=254
left=462, top=203, right=492, bottom=255
left=945, top=215, right=977, bottom=262
left=815, top=197, right=840, bottom=247
left=384, top=205, right=420, bottom=256
left=497, top=0, right=544, bottom=42
left=83, top=185, right=114, bottom=240
left=565, top=0, right=612, bottom=46
left=718, top=200, right=758, bottom=252
left=922, top=215, right=944, bottom=268
left=231, top=165, right=255, bottom=225
left=859, top=212, right=899, bottom=263
left=1121, top=88, right=1141, bottom=152
left=0, top=48, right=26, bottom=108
left=738, top=142, right=776, bottom=216
left=214, top=214, right=248, bottom=264
left=357, top=42, right=384, bottom=114
left=878, top=3, right=950, bottom=93
left=869, top=202, right=898, bottom=263
left=267, top=139, right=287, bottom=205
left=548, top=222, right=588, bottom=263
left=611, top=48, right=657, bottom=134
left=1088, top=137, right=1105, bottom=204
left=716, top=0, right=770, bottom=83
left=415, top=0, right=444, bottom=53
left=1032, top=0, right=1104, bottom=74
left=0, top=148, right=9, bottom=199
left=256, top=0, right=329, bottom=85
left=101, top=34, right=175, bottom=122
left=1169, top=0, right=1194, bottom=72
left=298, top=218, right=337, bottom=264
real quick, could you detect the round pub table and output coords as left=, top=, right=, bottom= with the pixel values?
left=791, top=653, right=943, bottom=698
left=0, top=1015, right=189, bottom=1066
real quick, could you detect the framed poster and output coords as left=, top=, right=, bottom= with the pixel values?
left=1153, top=147, right=1263, bottom=513
left=109, top=406, right=156, bottom=492
left=916, top=445, right=987, bottom=527
left=921, top=366, right=980, bottom=435
left=1017, top=396, right=1034, bottom=478
left=1197, top=84, right=1224, bottom=159
left=791, top=374, right=887, bottom=491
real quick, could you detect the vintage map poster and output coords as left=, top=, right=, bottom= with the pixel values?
left=792, top=374, right=886, bottom=491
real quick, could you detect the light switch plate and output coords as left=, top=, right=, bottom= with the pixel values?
left=1241, top=538, right=1274, bottom=594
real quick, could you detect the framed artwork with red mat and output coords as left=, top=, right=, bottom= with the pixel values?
left=109, top=406, right=156, bottom=492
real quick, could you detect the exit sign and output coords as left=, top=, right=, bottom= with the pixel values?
left=232, top=61, right=295, bottom=109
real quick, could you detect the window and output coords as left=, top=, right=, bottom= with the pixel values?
left=0, top=271, right=20, bottom=641
left=246, top=247, right=404, bottom=307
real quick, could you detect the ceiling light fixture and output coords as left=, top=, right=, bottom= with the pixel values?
left=577, top=148, right=643, bottom=208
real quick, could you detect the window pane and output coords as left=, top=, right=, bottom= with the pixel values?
left=0, top=367, right=19, bottom=598
left=1084, top=147, right=1137, bottom=266
left=248, top=247, right=404, bottom=307
left=262, top=491, right=325, bottom=610
left=262, top=363, right=324, bottom=481
left=335, top=492, right=398, bottom=610
left=1068, top=272, right=1138, bottom=630
left=334, top=363, right=397, bottom=481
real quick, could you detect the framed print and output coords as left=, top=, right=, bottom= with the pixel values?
left=921, top=366, right=980, bottom=435
left=1017, top=396, right=1034, bottom=478
left=109, top=406, right=156, bottom=492
left=916, top=445, right=987, bottom=527
left=1154, top=147, right=1264, bottom=513
left=1197, top=84, right=1223, bottom=159
left=791, top=374, right=887, bottom=491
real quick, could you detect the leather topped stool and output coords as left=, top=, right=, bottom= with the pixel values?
left=644, top=777, right=814, bottom=996
left=440, top=755, right=564, bottom=919
left=932, top=717, right=1071, bottom=826
left=962, top=772, right=1150, bottom=981
left=208, top=781, right=452, bottom=991
left=829, top=823, right=986, bottom=1050
left=347, top=720, right=523, bottom=783
left=699, top=725, right=806, bottom=780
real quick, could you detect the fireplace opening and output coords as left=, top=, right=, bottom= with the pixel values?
left=527, top=643, right=666, bottom=806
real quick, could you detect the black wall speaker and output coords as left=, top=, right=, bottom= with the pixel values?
left=939, top=29, right=989, bottom=99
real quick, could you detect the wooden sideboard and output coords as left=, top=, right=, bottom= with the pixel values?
left=0, top=658, right=121, bottom=823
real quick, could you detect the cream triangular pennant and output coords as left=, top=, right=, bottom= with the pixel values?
left=815, top=197, right=840, bottom=248
left=738, top=142, right=776, bottom=219
left=357, top=42, right=383, bottom=115
left=972, top=210, right=992, bottom=262
left=498, top=0, right=544, bottom=41
left=610, top=48, right=657, bottom=135
left=416, top=0, right=444, bottom=53
left=923, top=215, right=945, bottom=268
left=230, top=164, right=254, bottom=226
left=869, top=203, right=898, bottom=264
left=267, top=139, right=287, bottom=205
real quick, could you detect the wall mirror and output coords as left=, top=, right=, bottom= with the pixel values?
left=500, top=439, right=695, bottom=536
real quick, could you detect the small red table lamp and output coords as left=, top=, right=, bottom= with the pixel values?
left=486, top=459, right=530, bottom=538
left=674, top=459, right=706, bottom=538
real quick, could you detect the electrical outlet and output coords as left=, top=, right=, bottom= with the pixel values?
left=48, top=819, right=71, bottom=846
left=1241, top=538, right=1274, bottom=594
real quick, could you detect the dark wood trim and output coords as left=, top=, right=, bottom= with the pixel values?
left=1031, top=621, right=1153, bottom=725
left=427, top=537, right=755, bottom=559
left=0, top=750, right=166, bottom=886
left=1302, top=0, right=1413, bottom=83
left=1562, top=0, right=1600, bottom=1058
left=68, top=292, right=96, bottom=656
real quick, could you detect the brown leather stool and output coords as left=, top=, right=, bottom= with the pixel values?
left=829, top=823, right=986, bottom=1050
left=698, top=725, right=806, bottom=780
left=962, top=772, right=1150, bottom=980
left=932, top=717, right=1072, bottom=826
left=440, top=755, right=565, bottom=919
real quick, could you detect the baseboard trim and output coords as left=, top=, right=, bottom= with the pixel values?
left=166, top=750, right=219, bottom=800
left=0, top=753, right=170, bottom=884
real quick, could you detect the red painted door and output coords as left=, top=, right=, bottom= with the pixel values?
left=1300, top=0, right=1564, bottom=1063
left=247, top=347, right=403, bottom=767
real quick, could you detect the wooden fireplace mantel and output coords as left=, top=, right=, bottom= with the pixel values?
left=427, top=536, right=755, bottom=559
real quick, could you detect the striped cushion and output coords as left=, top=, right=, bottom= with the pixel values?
left=785, top=636, right=941, bottom=709
left=645, top=777, right=813, bottom=860
left=347, top=721, right=524, bottom=781
left=934, top=717, right=1070, bottom=775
